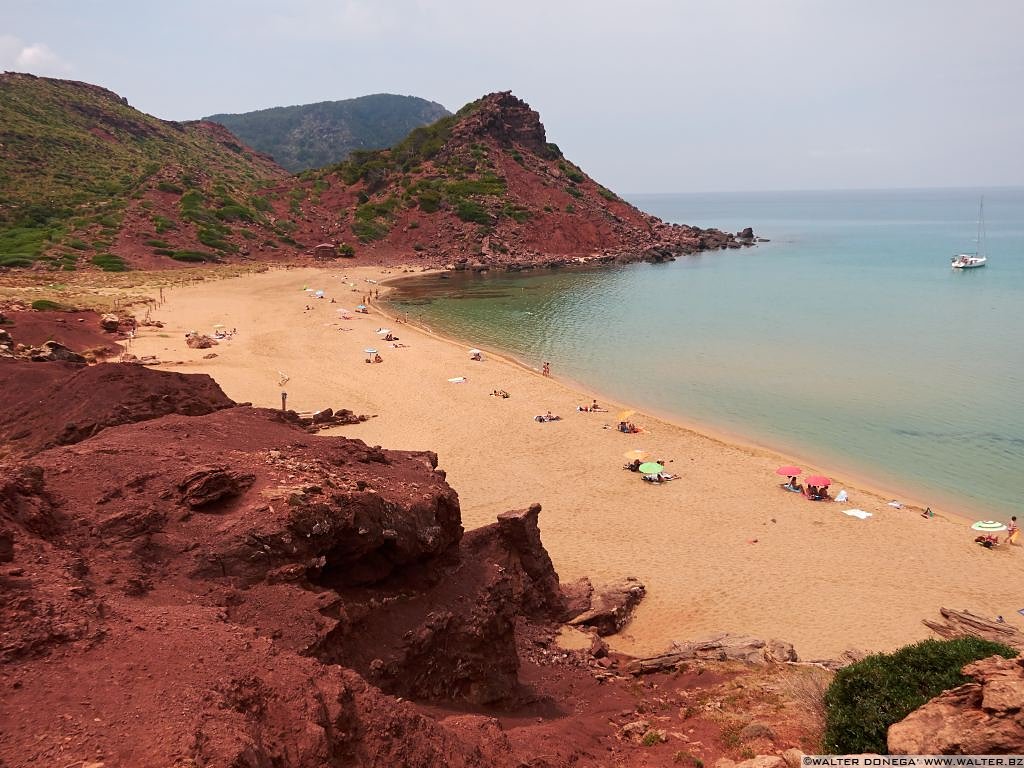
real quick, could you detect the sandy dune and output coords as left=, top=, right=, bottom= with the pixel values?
left=132, top=266, right=1023, bottom=659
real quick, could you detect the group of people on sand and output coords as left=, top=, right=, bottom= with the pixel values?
left=618, top=421, right=640, bottom=434
left=490, top=389, right=510, bottom=399
left=623, top=458, right=676, bottom=483
left=976, top=516, right=1020, bottom=549
left=365, top=353, right=383, bottom=364
left=534, top=411, right=561, bottom=422
left=577, top=399, right=607, bottom=412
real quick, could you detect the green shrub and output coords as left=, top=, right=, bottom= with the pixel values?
left=157, top=181, right=184, bottom=194
left=566, top=185, right=583, bottom=198
left=153, top=248, right=175, bottom=256
left=560, top=162, right=585, bottom=183
left=502, top=204, right=531, bottom=223
left=31, top=299, right=68, bottom=311
left=455, top=199, right=490, bottom=224
left=250, top=195, right=272, bottom=212
left=91, top=253, right=129, bottom=272
left=67, top=238, right=90, bottom=250
left=823, top=637, right=1017, bottom=754
left=417, top=190, right=442, bottom=213
left=215, top=204, right=255, bottom=222
left=445, top=175, right=506, bottom=197
left=565, top=204, right=575, bottom=214
left=152, top=215, right=176, bottom=234
left=0, top=224, right=59, bottom=263
left=171, top=250, right=219, bottom=263
left=598, top=186, right=619, bottom=202
left=352, top=219, right=389, bottom=243
left=144, top=239, right=171, bottom=248
left=337, top=242, right=355, bottom=256
left=0, top=256, right=34, bottom=267
left=197, top=226, right=237, bottom=252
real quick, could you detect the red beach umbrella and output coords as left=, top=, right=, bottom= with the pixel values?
left=806, top=475, right=831, bottom=487
left=775, top=466, right=802, bottom=476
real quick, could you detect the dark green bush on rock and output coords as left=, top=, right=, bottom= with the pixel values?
left=822, top=637, right=1017, bottom=754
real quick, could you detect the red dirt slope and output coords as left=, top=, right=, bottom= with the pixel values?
left=0, top=360, right=236, bottom=456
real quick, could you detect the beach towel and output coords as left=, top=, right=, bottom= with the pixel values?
left=835, top=490, right=849, bottom=503
left=887, top=500, right=903, bottom=509
left=843, top=509, right=872, bottom=520
left=448, top=377, right=466, bottom=383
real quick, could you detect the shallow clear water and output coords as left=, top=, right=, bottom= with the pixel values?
left=387, top=188, right=1024, bottom=517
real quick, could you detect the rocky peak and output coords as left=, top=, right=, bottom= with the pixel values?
left=449, top=91, right=556, bottom=158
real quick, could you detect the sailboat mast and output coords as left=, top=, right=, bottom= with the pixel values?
left=978, top=196, right=986, bottom=258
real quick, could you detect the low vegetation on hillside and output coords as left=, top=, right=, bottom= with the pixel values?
left=0, top=73, right=286, bottom=270
left=822, top=636, right=1017, bottom=754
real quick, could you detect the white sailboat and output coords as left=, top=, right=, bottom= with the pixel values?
left=951, top=197, right=988, bottom=269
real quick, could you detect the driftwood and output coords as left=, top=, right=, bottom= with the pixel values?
left=626, top=632, right=797, bottom=675
left=923, top=607, right=1024, bottom=650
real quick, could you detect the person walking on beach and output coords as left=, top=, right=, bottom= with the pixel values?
left=542, top=361, right=550, bottom=376
left=1007, top=516, right=1019, bottom=545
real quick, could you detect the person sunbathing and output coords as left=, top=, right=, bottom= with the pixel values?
left=781, top=477, right=803, bottom=492
left=975, top=534, right=999, bottom=549
left=373, top=353, right=383, bottom=363
left=624, top=459, right=641, bottom=472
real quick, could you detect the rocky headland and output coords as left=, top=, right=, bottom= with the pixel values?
left=1, top=74, right=753, bottom=274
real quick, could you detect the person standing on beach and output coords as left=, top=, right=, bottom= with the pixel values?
left=1007, top=516, right=1019, bottom=545
left=542, top=361, right=550, bottom=376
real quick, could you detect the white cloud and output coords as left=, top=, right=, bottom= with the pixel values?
left=0, top=34, right=73, bottom=76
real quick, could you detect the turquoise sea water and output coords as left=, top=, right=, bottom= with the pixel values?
left=387, top=188, right=1024, bottom=518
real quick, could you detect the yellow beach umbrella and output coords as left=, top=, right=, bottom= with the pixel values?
left=616, top=409, right=635, bottom=422
left=623, top=449, right=650, bottom=462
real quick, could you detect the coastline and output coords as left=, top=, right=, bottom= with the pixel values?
left=371, top=273, right=979, bottom=527
left=131, top=264, right=1024, bottom=659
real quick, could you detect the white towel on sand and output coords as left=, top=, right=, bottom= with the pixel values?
left=887, top=500, right=903, bottom=508
left=843, top=509, right=872, bottom=519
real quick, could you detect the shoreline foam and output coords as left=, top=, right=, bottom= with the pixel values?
left=132, top=265, right=1024, bottom=659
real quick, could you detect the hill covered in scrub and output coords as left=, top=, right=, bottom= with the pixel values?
left=0, top=72, right=290, bottom=271
left=282, top=90, right=748, bottom=267
left=0, top=75, right=749, bottom=273
left=205, top=93, right=451, bottom=173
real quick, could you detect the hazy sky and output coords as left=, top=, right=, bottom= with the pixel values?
left=3, top=0, right=1023, bottom=193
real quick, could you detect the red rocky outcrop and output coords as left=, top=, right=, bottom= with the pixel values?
left=888, top=655, right=1024, bottom=754
left=0, top=359, right=236, bottom=455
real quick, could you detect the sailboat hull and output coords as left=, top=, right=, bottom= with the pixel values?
left=952, top=256, right=987, bottom=269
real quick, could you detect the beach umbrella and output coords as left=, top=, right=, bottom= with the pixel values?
left=806, top=475, right=831, bottom=486
left=775, top=465, right=802, bottom=476
left=616, top=409, right=636, bottom=422
left=356, top=304, right=367, bottom=310
left=638, top=462, right=664, bottom=474
left=363, top=348, right=377, bottom=355
left=623, top=449, right=650, bottom=462
left=971, top=520, right=1008, bottom=532
left=376, top=328, right=393, bottom=335
left=468, top=348, right=481, bottom=355
left=315, top=290, right=325, bottom=298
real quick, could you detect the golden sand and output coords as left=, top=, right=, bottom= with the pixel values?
left=131, top=266, right=1023, bottom=659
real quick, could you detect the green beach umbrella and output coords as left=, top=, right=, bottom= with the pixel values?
left=638, top=462, right=664, bottom=474
left=971, top=520, right=1008, bottom=532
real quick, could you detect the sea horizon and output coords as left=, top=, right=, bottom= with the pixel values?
left=387, top=186, right=1024, bottom=521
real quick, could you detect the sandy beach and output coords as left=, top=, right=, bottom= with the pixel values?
left=132, top=265, right=1023, bottom=659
